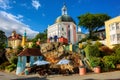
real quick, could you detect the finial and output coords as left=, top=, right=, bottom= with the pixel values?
left=24, top=30, right=26, bottom=37
left=61, top=2, right=67, bottom=15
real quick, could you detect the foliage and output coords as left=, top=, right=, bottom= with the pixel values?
left=103, top=55, right=117, bottom=71
left=79, top=37, right=87, bottom=43
left=17, top=46, right=23, bottom=54
left=31, top=42, right=40, bottom=49
left=113, top=44, right=120, bottom=51
left=27, top=38, right=33, bottom=42
left=5, top=49, right=20, bottom=63
left=94, top=41, right=103, bottom=47
left=0, top=49, right=7, bottom=64
left=10, top=56, right=18, bottom=65
left=6, top=64, right=16, bottom=72
left=79, top=40, right=93, bottom=49
left=114, top=48, right=120, bottom=63
left=86, top=40, right=92, bottom=45
left=0, top=30, right=7, bottom=49
left=99, top=46, right=113, bottom=56
left=0, top=62, right=10, bottom=70
left=84, top=44, right=100, bottom=59
left=32, top=30, right=47, bottom=43
left=89, top=57, right=101, bottom=67
left=17, top=46, right=23, bottom=51
left=78, top=13, right=110, bottom=38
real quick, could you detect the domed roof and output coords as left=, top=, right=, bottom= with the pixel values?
left=55, top=14, right=76, bottom=24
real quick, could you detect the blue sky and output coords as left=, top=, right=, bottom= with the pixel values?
left=0, top=0, right=120, bottom=38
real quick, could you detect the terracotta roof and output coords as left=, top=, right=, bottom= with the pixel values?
left=18, top=48, right=42, bottom=56
left=8, top=34, right=22, bottom=40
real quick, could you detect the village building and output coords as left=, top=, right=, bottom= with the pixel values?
left=8, top=30, right=28, bottom=49
left=16, top=48, right=43, bottom=75
left=8, top=30, right=22, bottom=49
left=47, top=4, right=77, bottom=44
left=105, top=16, right=120, bottom=48
left=76, top=27, right=86, bottom=43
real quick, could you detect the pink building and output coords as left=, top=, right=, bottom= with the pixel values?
left=47, top=4, right=77, bottom=44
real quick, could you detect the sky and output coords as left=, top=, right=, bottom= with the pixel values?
left=0, top=0, right=120, bottom=38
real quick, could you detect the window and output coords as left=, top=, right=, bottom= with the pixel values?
left=62, top=28, right=64, bottom=31
left=110, top=34, right=116, bottom=41
left=110, top=23, right=115, bottom=31
left=117, top=34, right=120, bottom=41
left=112, top=26, right=115, bottom=30
left=116, top=22, right=119, bottom=29
left=68, top=25, right=70, bottom=28
left=116, top=22, right=120, bottom=30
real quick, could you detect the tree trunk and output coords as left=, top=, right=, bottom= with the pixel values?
left=89, top=29, right=92, bottom=39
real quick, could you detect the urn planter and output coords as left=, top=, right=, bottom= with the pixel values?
left=93, top=66, right=101, bottom=73
left=79, top=66, right=86, bottom=75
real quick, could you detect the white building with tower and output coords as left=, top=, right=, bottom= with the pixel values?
left=76, top=27, right=86, bottom=43
left=47, top=4, right=77, bottom=44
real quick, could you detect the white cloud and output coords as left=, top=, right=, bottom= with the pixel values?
left=0, top=11, right=39, bottom=38
left=17, top=14, right=23, bottom=19
left=17, top=14, right=24, bottom=21
left=0, top=0, right=11, bottom=10
left=32, top=0, right=41, bottom=10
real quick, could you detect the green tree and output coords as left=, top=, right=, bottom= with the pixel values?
left=0, top=30, right=7, bottom=48
left=78, top=13, right=110, bottom=38
left=32, top=29, right=47, bottom=43
left=0, top=30, right=7, bottom=64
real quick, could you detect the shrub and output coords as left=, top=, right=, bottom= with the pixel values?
left=10, top=56, right=18, bottom=65
left=17, top=46, right=23, bottom=53
left=89, top=57, right=101, bottom=67
left=0, top=62, right=10, bottom=70
left=86, top=40, right=92, bottom=45
left=84, top=45, right=100, bottom=59
left=81, top=43, right=88, bottom=49
left=113, top=44, right=120, bottom=51
left=103, top=55, right=117, bottom=71
left=94, top=41, right=103, bottom=47
left=17, top=46, right=23, bottom=50
left=79, top=37, right=88, bottom=43
left=115, top=48, right=120, bottom=63
left=6, top=64, right=16, bottom=72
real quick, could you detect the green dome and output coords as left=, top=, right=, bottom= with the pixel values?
left=55, top=15, right=76, bottom=24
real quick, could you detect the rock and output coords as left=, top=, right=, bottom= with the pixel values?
left=58, top=46, right=64, bottom=53
left=5, top=48, right=19, bottom=62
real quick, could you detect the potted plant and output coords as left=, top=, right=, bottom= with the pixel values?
left=79, top=66, right=86, bottom=75
left=90, top=57, right=101, bottom=73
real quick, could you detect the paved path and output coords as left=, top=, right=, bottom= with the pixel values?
left=0, top=71, right=120, bottom=80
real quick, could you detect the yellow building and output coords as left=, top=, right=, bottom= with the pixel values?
left=105, top=16, right=120, bottom=48
left=8, top=30, right=22, bottom=49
